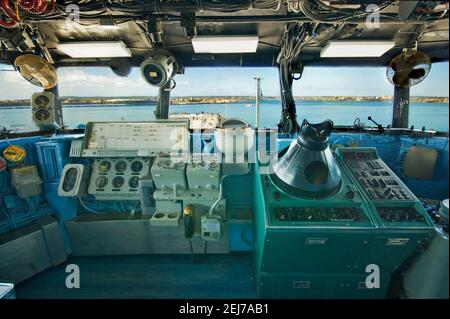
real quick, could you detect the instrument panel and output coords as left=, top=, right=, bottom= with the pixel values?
left=274, top=206, right=368, bottom=223
left=88, top=158, right=152, bottom=200
left=376, top=206, right=425, bottom=223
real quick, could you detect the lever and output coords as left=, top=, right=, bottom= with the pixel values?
left=368, top=116, right=384, bottom=132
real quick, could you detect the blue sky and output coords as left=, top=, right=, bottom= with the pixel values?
left=0, top=62, right=448, bottom=99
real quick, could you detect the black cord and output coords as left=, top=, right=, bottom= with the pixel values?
left=187, top=238, right=208, bottom=263
left=278, top=61, right=300, bottom=134
left=188, top=238, right=195, bottom=263
left=203, top=240, right=208, bottom=258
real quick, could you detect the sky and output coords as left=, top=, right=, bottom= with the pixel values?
left=0, top=62, right=448, bottom=99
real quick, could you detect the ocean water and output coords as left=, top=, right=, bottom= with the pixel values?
left=1, top=100, right=448, bottom=132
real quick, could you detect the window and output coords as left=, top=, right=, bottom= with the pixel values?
left=0, top=63, right=448, bottom=132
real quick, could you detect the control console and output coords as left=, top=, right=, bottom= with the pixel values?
left=337, top=148, right=413, bottom=201
left=336, top=147, right=433, bottom=227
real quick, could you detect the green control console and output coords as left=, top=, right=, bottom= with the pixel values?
left=253, top=147, right=435, bottom=299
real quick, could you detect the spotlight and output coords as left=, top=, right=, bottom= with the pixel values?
left=140, top=54, right=177, bottom=88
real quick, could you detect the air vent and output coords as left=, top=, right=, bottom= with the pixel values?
left=70, top=139, right=83, bottom=157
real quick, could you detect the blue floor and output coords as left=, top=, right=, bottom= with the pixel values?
left=15, top=253, right=256, bottom=299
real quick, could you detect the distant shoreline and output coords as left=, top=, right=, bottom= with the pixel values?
left=0, top=96, right=448, bottom=107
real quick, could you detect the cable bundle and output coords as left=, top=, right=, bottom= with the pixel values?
left=79, top=195, right=141, bottom=215
left=0, top=197, right=54, bottom=235
left=276, top=22, right=315, bottom=134
left=41, top=0, right=284, bottom=17
left=8, top=0, right=448, bottom=24
left=0, top=0, right=56, bottom=28
left=277, top=22, right=314, bottom=63
left=297, top=0, right=392, bottom=23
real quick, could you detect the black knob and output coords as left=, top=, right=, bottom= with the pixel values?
left=345, top=191, right=355, bottom=200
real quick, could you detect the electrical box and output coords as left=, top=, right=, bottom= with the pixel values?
left=31, top=91, right=60, bottom=130
left=151, top=154, right=187, bottom=191
left=10, top=165, right=43, bottom=198
left=201, top=215, right=222, bottom=241
left=186, top=156, right=221, bottom=190
left=58, top=164, right=90, bottom=197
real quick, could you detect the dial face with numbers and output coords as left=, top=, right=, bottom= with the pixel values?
left=95, top=176, right=109, bottom=188
left=112, top=176, right=125, bottom=188
left=129, top=176, right=140, bottom=189
left=35, top=109, right=50, bottom=121
left=115, top=160, right=127, bottom=173
left=34, top=95, right=50, bottom=108
left=131, top=161, right=144, bottom=173
left=99, top=160, right=112, bottom=173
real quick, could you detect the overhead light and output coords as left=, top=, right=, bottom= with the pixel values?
left=57, top=41, right=132, bottom=58
left=191, top=35, right=259, bottom=53
left=320, top=40, right=395, bottom=58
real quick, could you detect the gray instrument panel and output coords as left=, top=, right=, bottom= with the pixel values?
left=88, top=158, right=152, bottom=200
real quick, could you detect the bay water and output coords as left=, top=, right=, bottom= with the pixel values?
left=1, top=100, right=448, bottom=132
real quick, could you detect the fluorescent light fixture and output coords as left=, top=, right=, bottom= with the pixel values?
left=192, top=35, right=259, bottom=54
left=57, top=41, right=131, bottom=58
left=320, top=40, right=395, bottom=58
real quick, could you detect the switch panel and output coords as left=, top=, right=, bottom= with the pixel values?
left=151, top=154, right=187, bottom=191
left=186, top=156, right=221, bottom=190
left=337, top=148, right=414, bottom=201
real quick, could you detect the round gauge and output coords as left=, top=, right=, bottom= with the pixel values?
left=99, top=160, right=112, bottom=173
left=34, top=95, right=50, bottom=108
left=131, top=161, right=144, bottom=173
left=112, top=176, right=125, bottom=188
left=115, top=160, right=127, bottom=173
left=95, top=176, right=109, bottom=188
left=2, top=145, right=27, bottom=163
left=129, top=176, right=140, bottom=189
left=35, top=109, right=50, bottom=121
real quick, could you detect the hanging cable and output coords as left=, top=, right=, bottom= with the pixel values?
left=297, top=0, right=393, bottom=22
left=276, top=22, right=315, bottom=134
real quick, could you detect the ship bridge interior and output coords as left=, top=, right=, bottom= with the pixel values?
left=0, top=1, right=449, bottom=300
